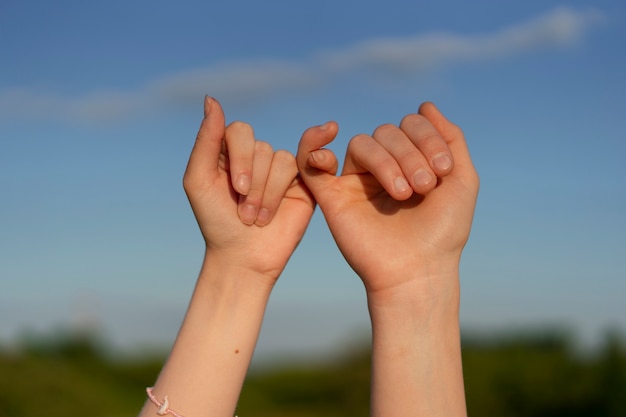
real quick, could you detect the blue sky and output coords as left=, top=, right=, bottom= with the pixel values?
left=1, top=0, right=625, bottom=360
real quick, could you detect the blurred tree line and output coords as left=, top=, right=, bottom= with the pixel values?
left=0, top=328, right=624, bottom=417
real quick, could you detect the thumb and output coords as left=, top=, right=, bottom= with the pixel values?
left=185, top=96, right=227, bottom=184
left=296, top=121, right=340, bottom=202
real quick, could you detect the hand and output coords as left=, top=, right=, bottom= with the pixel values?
left=296, top=102, right=479, bottom=298
left=183, top=97, right=315, bottom=282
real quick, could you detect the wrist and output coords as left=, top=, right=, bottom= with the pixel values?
left=198, top=248, right=278, bottom=297
left=367, top=263, right=460, bottom=327
left=148, top=249, right=274, bottom=417
left=368, top=269, right=466, bottom=417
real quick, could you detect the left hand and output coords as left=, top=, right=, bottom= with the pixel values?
left=183, top=97, right=315, bottom=283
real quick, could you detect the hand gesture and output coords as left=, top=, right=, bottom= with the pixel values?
left=296, top=103, right=479, bottom=298
left=184, top=97, right=315, bottom=282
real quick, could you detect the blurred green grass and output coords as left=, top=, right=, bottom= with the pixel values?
left=0, top=328, right=624, bottom=417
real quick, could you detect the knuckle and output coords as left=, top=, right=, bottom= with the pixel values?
left=348, top=133, right=371, bottom=150
left=405, top=121, right=442, bottom=146
left=399, top=147, right=426, bottom=164
left=417, top=131, right=443, bottom=146
left=450, top=122, right=464, bottom=138
left=182, top=172, right=197, bottom=194
left=254, top=140, right=274, bottom=155
left=372, top=123, right=397, bottom=138
left=226, top=120, right=253, bottom=135
left=399, top=113, right=427, bottom=129
left=378, top=158, right=404, bottom=185
left=273, top=149, right=296, bottom=166
left=400, top=114, right=442, bottom=143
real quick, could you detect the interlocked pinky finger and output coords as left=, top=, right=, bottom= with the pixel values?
left=255, top=150, right=299, bottom=226
left=238, top=141, right=273, bottom=225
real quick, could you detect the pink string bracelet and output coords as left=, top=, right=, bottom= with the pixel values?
left=146, top=386, right=239, bottom=417
left=146, top=387, right=185, bottom=417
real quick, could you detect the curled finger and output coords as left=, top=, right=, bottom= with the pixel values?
left=343, top=133, right=413, bottom=201
left=399, top=113, right=454, bottom=177
left=238, top=140, right=273, bottom=225
left=224, top=121, right=256, bottom=195
left=255, top=150, right=299, bottom=226
left=372, top=123, right=437, bottom=195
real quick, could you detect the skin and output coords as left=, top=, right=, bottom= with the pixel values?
left=183, top=98, right=316, bottom=281
left=296, top=102, right=479, bottom=416
left=296, top=104, right=478, bottom=295
left=138, top=97, right=314, bottom=417
left=139, top=96, right=478, bottom=417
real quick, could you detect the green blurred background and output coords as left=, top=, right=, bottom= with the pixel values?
left=1, top=328, right=624, bottom=417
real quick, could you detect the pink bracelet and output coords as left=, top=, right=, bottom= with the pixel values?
left=146, top=386, right=239, bottom=417
left=146, top=387, right=185, bottom=417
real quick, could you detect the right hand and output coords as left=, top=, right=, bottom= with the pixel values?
left=296, top=102, right=479, bottom=298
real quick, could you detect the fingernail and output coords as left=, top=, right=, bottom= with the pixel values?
left=236, top=174, right=250, bottom=195
left=241, top=204, right=257, bottom=225
left=433, top=153, right=452, bottom=172
left=256, top=208, right=270, bottom=225
left=413, top=169, right=433, bottom=188
left=309, top=150, right=325, bottom=165
left=319, top=122, right=329, bottom=130
left=204, top=95, right=212, bottom=116
left=393, top=176, right=410, bottom=193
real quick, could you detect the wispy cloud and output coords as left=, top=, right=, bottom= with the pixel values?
left=0, top=7, right=604, bottom=123
left=151, top=60, right=322, bottom=106
left=319, top=7, right=604, bottom=75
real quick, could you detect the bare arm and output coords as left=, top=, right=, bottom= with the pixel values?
left=296, top=102, right=479, bottom=416
left=139, top=96, right=315, bottom=417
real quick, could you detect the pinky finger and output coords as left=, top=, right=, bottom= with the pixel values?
left=255, top=150, right=299, bottom=226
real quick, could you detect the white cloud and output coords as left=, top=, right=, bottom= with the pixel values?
left=0, top=7, right=604, bottom=124
left=318, top=7, right=604, bottom=74
left=0, top=87, right=150, bottom=123
left=0, top=61, right=320, bottom=123
left=150, top=60, right=321, bottom=105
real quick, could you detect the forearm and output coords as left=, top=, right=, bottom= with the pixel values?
left=139, top=252, right=273, bottom=417
left=367, top=269, right=467, bottom=417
